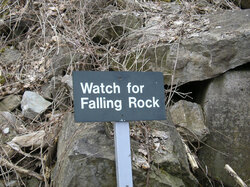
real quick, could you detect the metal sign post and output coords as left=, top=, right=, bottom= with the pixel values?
left=114, top=122, right=133, bottom=187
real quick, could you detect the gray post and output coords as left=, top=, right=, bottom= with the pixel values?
left=114, top=122, right=133, bottom=187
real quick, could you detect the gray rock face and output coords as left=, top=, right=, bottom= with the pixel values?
left=118, top=9, right=250, bottom=85
left=52, top=113, right=198, bottom=187
left=21, top=91, right=51, bottom=119
left=199, top=69, right=250, bottom=186
left=170, top=100, right=209, bottom=142
left=0, top=95, right=21, bottom=111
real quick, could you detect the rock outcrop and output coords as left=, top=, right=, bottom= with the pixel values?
left=115, top=9, right=250, bottom=85
left=198, top=69, right=250, bottom=186
left=1, top=0, right=250, bottom=186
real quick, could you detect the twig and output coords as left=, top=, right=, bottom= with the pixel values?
left=0, top=157, right=44, bottom=181
left=224, top=164, right=247, bottom=187
left=181, top=139, right=199, bottom=171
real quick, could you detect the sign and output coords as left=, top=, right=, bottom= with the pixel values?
left=73, top=71, right=166, bottom=187
left=73, top=71, right=166, bottom=122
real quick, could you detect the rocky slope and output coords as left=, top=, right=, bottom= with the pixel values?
left=0, top=0, right=249, bottom=186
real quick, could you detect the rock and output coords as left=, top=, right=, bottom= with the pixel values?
left=61, top=75, right=73, bottom=100
left=26, top=178, right=40, bottom=187
left=51, top=47, right=81, bottom=76
left=0, top=48, right=21, bottom=65
left=234, top=0, right=250, bottom=9
left=41, top=76, right=73, bottom=110
left=0, top=180, right=4, bottom=187
left=61, top=75, right=73, bottom=89
left=0, top=112, right=25, bottom=143
left=0, top=95, right=21, bottom=111
left=21, top=91, right=51, bottom=119
left=41, top=83, right=53, bottom=100
left=170, top=100, right=209, bottom=142
left=118, top=9, right=250, bottom=85
left=89, top=11, right=143, bottom=44
left=52, top=113, right=198, bottom=187
left=41, top=77, right=62, bottom=100
left=3, top=127, right=9, bottom=134
left=41, top=77, right=61, bottom=100
left=0, top=180, right=17, bottom=187
left=199, top=69, right=250, bottom=186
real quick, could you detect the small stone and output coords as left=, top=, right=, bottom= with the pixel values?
left=3, top=127, right=9, bottom=134
left=0, top=111, right=24, bottom=144
left=0, top=111, right=23, bottom=127
left=1, top=180, right=18, bottom=187
left=138, top=148, right=148, bottom=156
left=174, top=20, right=183, bottom=26
left=61, top=75, right=73, bottom=89
left=154, top=142, right=160, bottom=151
left=0, top=95, right=21, bottom=111
left=152, top=130, right=169, bottom=140
left=26, top=177, right=40, bottom=187
left=170, top=100, right=209, bottom=142
left=61, top=75, right=73, bottom=100
left=21, top=91, right=51, bottom=119
left=153, top=137, right=159, bottom=143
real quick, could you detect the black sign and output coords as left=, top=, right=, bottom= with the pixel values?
left=73, top=71, right=166, bottom=122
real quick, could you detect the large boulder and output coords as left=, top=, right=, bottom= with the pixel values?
left=199, top=69, right=250, bottom=186
left=52, top=113, right=198, bottom=187
left=116, top=9, right=250, bottom=85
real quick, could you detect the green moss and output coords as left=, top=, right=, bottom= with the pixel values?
left=0, top=48, right=6, bottom=53
left=0, top=76, right=6, bottom=85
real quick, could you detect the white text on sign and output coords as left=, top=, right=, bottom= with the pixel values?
left=80, top=82, right=160, bottom=111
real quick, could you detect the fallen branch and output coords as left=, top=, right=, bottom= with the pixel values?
left=224, top=164, right=247, bottom=187
left=0, top=157, right=44, bottom=181
left=182, top=139, right=199, bottom=171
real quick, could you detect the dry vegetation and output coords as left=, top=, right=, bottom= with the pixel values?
left=0, top=0, right=239, bottom=186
